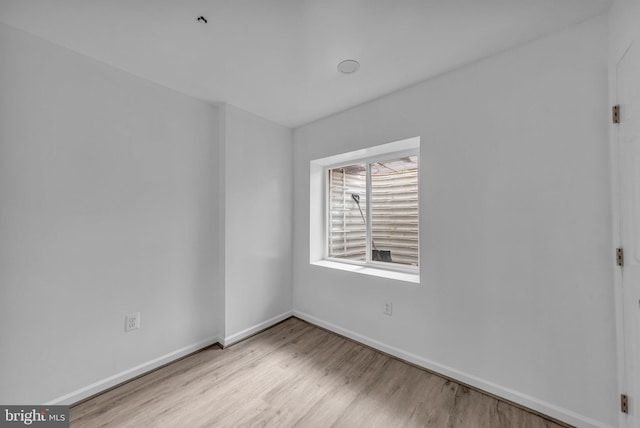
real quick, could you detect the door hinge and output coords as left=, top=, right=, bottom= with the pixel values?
left=621, top=394, right=628, bottom=414
left=613, top=105, right=621, bottom=124
left=616, top=247, right=624, bottom=267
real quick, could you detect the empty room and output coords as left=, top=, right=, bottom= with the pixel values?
left=0, top=0, right=638, bottom=427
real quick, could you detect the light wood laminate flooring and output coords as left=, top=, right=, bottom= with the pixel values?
left=71, top=317, right=568, bottom=427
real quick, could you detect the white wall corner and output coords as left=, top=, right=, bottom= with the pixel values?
left=221, top=311, right=293, bottom=348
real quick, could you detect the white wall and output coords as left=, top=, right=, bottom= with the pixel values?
left=0, top=23, right=220, bottom=404
left=293, top=16, right=616, bottom=428
left=220, top=104, right=293, bottom=344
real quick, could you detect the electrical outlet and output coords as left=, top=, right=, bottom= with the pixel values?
left=125, top=312, right=140, bottom=332
left=384, top=302, right=393, bottom=316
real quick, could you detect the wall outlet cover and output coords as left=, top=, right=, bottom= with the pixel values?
left=384, top=302, right=393, bottom=316
left=125, top=312, right=141, bottom=331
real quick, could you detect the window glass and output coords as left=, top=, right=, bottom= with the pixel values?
left=370, top=156, right=419, bottom=266
left=327, top=164, right=366, bottom=262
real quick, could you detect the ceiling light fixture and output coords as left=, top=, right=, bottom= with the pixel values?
left=337, top=59, right=360, bottom=74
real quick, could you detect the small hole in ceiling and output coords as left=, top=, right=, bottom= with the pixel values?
left=197, top=16, right=208, bottom=24
left=338, top=59, right=360, bottom=74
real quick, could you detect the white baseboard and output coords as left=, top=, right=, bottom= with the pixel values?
left=46, top=312, right=293, bottom=406
left=46, top=335, right=221, bottom=406
left=222, top=311, right=293, bottom=347
left=292, top=310, right=612, bottom=428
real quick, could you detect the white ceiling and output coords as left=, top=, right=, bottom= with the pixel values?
left=0, top=0, right=612, bottom=128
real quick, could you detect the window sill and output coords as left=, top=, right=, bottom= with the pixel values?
left=311, top=260, right=420, bottom=284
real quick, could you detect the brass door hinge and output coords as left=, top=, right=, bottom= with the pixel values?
left=621, top=394, right=628, bottom=414
left=613, top=105, right=621, bottom=124
left=616, top=247, right=624, bottom=267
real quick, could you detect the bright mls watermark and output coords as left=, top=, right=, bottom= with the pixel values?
left=0, top=406, right=68, bottom=427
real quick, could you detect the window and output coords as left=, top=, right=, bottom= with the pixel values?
left=309, top=137, right=420, bottom=282
left=326, top=152, right=419, bottom=270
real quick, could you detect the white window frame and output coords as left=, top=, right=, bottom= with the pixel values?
left=310, top=137, right=420, bottom=283
left=324, top=149, right=420, bottom=274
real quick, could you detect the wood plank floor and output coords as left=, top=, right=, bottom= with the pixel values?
left=71, top=317, right=568, bottom=428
